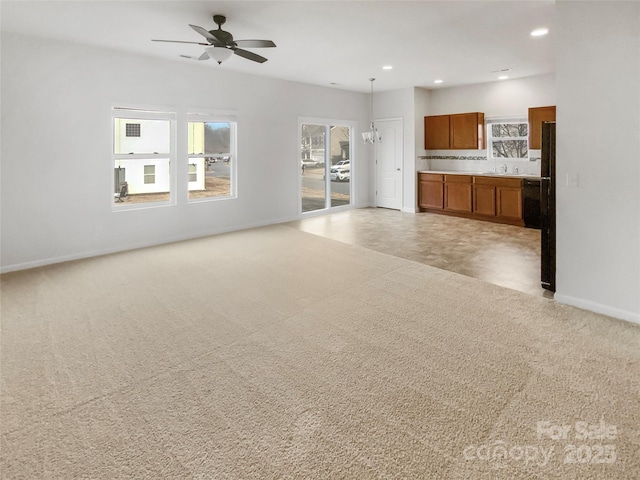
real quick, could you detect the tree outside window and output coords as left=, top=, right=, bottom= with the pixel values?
left=489, top=122, right=528, bottom=160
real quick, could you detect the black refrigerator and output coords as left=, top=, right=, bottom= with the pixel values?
left=540, top=122, right=556, bottom=291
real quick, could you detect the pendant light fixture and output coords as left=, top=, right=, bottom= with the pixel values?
left=362, top=78, right=380, bottom=144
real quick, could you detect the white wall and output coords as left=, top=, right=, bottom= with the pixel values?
left=426, top=73, right=556, bottom=117
left=555, top=1, right=640, bottom=323
left=373, top=87, right=419, bottom=212
left=0, top=33, right=371, bottom=271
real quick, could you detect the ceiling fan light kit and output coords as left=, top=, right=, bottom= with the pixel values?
left=205, top=46, right=233, bottom=64
left=152, top=14, right=276, bottom=65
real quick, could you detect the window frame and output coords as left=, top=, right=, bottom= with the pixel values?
left=143, top=165, right=156, bottom=184
left=486, top=117, right=529, bottom=162
left=298, top=117, right=356, bottom=216
left=186, top=113, right=238, bottom=203
left=112, top=107, right=177, bottom=210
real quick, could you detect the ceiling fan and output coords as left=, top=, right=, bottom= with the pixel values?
left=152, top=15, right=276, bottom=64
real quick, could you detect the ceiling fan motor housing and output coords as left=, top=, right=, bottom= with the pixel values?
left=211, top=15, right=234, bottom=44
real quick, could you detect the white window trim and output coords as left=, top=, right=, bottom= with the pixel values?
left=298, top=116, right=356, bottom=217
left=186, top=113, right=238, bottom=203
left=486, top=116, right=529, bottom=162
left=112, top=106, right=177, bottom=210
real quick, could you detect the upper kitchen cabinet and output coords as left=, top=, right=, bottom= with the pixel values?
left=424, top=112, right=485, bottom=150
left=424, top=115, right=450, bottom=149
left=451, top=112, right=485, bottom=149
left=528, top=106, right=556, bottom=149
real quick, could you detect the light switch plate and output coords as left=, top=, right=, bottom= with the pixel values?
left=566, top=172, right=579, bottom=187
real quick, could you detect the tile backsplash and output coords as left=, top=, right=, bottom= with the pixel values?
left=417, top=150, right=541, bottom=176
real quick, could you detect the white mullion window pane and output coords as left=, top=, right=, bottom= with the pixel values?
left=114, top=118, right=170, bottom=154
left=489, top=122, right=528, bottom=160
left=113, top=110, right=174, bottom=206
left=300, top=121, right=352, bottom=213
left=187, top=119, right=235, bottom=200
left=301, top=123, right=327, bottom=213
left=330, top=125, right=351, bottom=207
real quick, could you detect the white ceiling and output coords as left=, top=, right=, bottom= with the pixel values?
left=1, top=0, right=556, bottom=93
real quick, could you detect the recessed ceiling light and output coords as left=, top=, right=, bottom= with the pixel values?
left=498, top=75, right=509, bottom=80
left=383, top=65, right=393, bottom=70
left=434, top=79, right=443, bottom=84
left=531, top=28, right=549, bottom=37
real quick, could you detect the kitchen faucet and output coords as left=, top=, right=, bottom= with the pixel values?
left=500, top=164, right=507, bottom=173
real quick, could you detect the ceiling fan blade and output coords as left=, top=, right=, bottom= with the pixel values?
left=152, top=39, right=209, bottom=46
left=232, top=48, right=268, bottom=63
left=233, top=39, right=276, bottom=48
left=189, top=24, right=218, bottom=42
left=180, top=53, right=210, bottom=61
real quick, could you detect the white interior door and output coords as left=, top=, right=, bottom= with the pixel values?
left=376, top=118, right=403, bottom=210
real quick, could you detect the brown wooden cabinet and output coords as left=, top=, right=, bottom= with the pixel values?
left=528, top=106, right=556, bottom=149
left=424, top=116, right=450, bottom=150
left=496, top=184, right=523, bottom=221
left=444, top=175, right=473, bottom=212
left=424, top=112, right=485, bottom=150
left=418, top=173, right=444, bottom=209
left=419, top=173, right=525, bottom=226
left=473, top=184, right=496, bottom=216
left=451, top=113, right=485, bottom=149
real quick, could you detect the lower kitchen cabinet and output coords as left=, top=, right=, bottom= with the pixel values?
left=497, top=184, right=523, bottom=220
left=444, top=175, right=472, bottom=213
left=473, top=184, right=496, bottom=216
left=418, top=173, right=444, bottom=209
left=419, top=172, right=525, bottom=226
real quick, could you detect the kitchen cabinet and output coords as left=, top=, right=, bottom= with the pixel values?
left=451, top=113, right=485, bottom=149
left=418, top=173, right=444, bottom=209
left=473, top=176, right=523, bottom=223
left=424, top=116, right=450, bottom=150
left=444, top=175, right=472, bottom=212
left=424, top=112, right=485, bottom=150
left=473, top=184, right=496, bottom=216
left=496, top=182, right=523, bottom=221
left=528, top=106, right=556, bottom=149
left=419, top=172, right=525, bottom=226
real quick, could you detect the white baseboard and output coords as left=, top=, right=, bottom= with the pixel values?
left=554, top=293, right=640, bottom=326
left=0, top=215, right=299, bottom=274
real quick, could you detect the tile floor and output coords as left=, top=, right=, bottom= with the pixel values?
left=286, top=207, right=552, bottom=298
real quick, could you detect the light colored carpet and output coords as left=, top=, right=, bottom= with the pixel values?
left=1, top=224, right=639, bottom=479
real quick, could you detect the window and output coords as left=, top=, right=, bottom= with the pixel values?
left=113, top=108, right=175, bottom=206
left=125, top=123, right=141, bottom=137
left=487, top=120, right=528, bottom=160
left=112, top=108, right=236, bottom=207
left=300, top=119, right=353, bottom=213
left=143, top=165, right=155, bottom=184
left=187, top=115, right=237, bottom=201
left=188, top=163, right=197, bottom=182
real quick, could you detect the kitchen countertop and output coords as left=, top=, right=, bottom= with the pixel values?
left=418, top=170, right=541, bottom=180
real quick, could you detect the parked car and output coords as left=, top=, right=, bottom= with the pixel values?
left=330, top=167, right=350, bottom=182
left=333, top=160, right=350, bottom=169
left=301, top=159, right=318, bottom=167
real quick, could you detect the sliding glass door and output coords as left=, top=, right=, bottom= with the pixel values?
left=300, top=121, right=352, bottom=213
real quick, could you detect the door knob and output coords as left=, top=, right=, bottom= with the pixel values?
left=396, top=168, right=401, bottom=171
